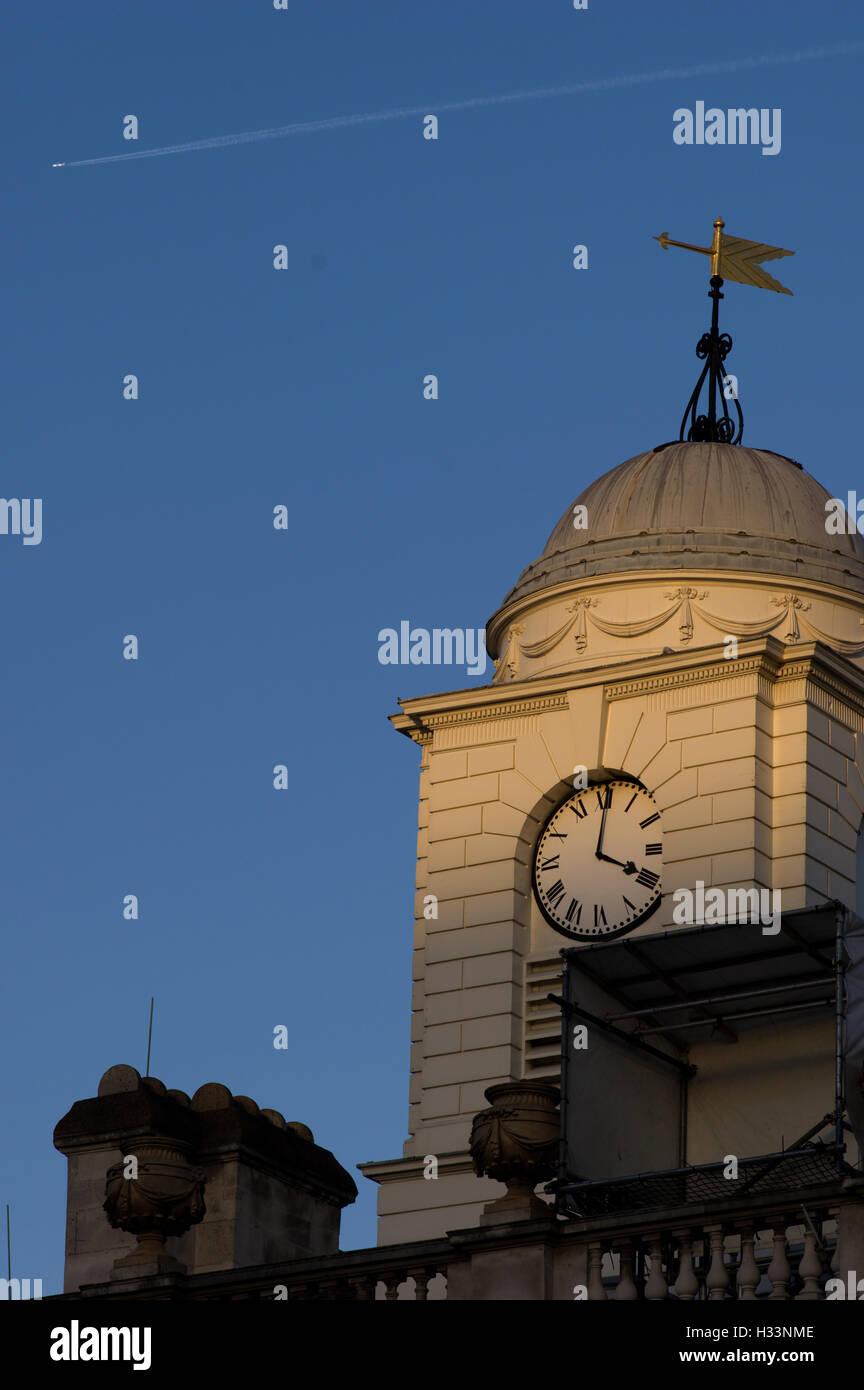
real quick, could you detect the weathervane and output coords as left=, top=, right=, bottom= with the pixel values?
left=655, top=217, right=794, bottom=444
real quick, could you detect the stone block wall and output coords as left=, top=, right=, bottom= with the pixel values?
left=364, top=638, right=864, bottom=1244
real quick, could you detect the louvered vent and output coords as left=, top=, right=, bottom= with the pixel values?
left=524, top=955, right=563, bottom=1079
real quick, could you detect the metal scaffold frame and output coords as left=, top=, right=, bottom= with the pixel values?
left=549, top=901, right=855, bottom=1217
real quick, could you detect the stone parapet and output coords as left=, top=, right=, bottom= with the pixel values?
left=53, top=1064, right=357, bottom=1291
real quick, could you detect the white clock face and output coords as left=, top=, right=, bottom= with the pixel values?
left=532, top=780, right=662, bottom=941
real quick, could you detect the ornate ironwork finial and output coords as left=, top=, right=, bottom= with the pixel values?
left=680, top=267, right=742, bottom=444
left=654, top=216, right=795, bottom=446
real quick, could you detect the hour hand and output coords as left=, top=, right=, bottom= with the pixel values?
left=597, top=851, right=637, bottom=874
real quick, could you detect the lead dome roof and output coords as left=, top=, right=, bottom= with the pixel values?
left=493, top=441, right=864, bottom=622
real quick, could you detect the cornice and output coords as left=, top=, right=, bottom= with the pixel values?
left=390, top=639, right=864, bottom=742
left=604, top=651, right=781, bottom=702
left=357, top=1151, right=474, bottom=1181
left=390, top=690, right=571, bottom=743
left=781, top=658, right=864, bottom=728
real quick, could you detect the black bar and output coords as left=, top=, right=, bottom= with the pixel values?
left=548, top=990, right=695, bottom=1077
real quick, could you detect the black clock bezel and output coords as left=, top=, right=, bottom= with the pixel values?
left=531, top=777, right=662, bottom=943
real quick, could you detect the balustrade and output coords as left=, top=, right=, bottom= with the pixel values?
left=583, top=1212, right=838, bottom=1300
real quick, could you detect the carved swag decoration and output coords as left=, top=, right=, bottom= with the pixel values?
left=493, top=589, right=864, bottom=678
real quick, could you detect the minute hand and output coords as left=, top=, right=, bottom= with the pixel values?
left=595, top=794, right=637, bottom=873
left=595, top=795, right=611, bottom=859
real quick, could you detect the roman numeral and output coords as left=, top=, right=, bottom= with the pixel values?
left=635, top=868, right=660, bottom=890
left=595, top=786, right=612, bottom=811
left=546, top=880, right=566, bottom=907
left=594, top=904, right=607, bottom=928
left=639, top=812, right=660, bottom=829
left=624, top=792, right=638, bottom=813
left=645, top=843, right=662, bottom=855
left=565, top=898, right=581, bottom=925
left=623, top=897, right=636, bottom=912
left=547, top=830, right=567, bottom=840
left=540, top=855, right=560, bottom=871
left=570, top=799, right=587, bottom=819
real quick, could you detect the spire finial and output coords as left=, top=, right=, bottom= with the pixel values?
left=654, top=218, right=795, bottom=444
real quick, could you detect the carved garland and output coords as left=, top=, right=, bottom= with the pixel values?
left=493, top=589, right=864, bottom=678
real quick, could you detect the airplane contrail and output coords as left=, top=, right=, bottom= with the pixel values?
left=55, top=41, right=862, bottom=169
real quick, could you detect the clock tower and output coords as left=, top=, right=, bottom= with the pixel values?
left=360, top=438, right=864, bottom=1245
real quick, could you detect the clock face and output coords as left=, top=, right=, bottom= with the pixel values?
left=532, top=779, right=662, bottom=941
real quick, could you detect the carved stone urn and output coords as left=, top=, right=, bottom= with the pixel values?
left=104, top=1138, right=205, bottom=1274
left=469, top=1080, right=560, bottom=1223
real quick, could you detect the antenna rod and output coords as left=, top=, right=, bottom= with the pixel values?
left=145, top=997, right=154, bottom=1077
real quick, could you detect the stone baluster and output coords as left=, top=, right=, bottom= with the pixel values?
left=644, top=1233, right=668, bottom=1300
left=827, top=1206, right=841, bottom=1284
left=697, top=1228, right=722, bottom=1301
left=755, top=1227, right=776, bottom=1296
left=796, top=1224, right=822, bottom=1301
left=613, top=1239, right=639, bottom=1300
left=409, top=1268, right=435, bottom=1301
left=348, top=1275, right=376, bottom=1301
left=704, top=1225, right=729, bottom=1300
left=382, top=1274, right=402, bottom=1301
left=820, top=1208, right=839, bottom=1295
left=694, top=1236, right=709, bottom=1300
left=672, top=1230, right=699, bottom=1300
left=735, top=1223, right=759, bottom=1300
left=587, top=1242, right=606, bottom=1300
left=766, top=1219, right=791, bottom=1299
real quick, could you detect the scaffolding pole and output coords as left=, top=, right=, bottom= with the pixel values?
left=835, top=903, right=848, bottom=1172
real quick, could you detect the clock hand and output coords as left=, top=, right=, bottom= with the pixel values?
left=595, top=795, right=611, bottom=859
left=595, top=789, right=637, bottom=873
left=597, top=850, right=638, bottom=874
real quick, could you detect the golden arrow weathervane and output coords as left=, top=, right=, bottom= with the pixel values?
left=655, top=216, right=794, bottom=295
left=652, top=217, right=795, bottom=444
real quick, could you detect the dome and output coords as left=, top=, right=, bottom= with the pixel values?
left=486, top=441, right=864, bottom=678
left=494, top=441, right=864, bottom=616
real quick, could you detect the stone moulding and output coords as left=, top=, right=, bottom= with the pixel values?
left=497, top=587, right=864, bottom=676
left=393, top=693, right=570, bottom=744
left=391, top=640, right=864, bottom=743
left=604, top=652, right=780, bottom=701
left=432, top=694, right=570, bottom=724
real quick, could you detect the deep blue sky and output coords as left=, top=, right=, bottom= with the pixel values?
left=3, top=0, right=863, bottom=1290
